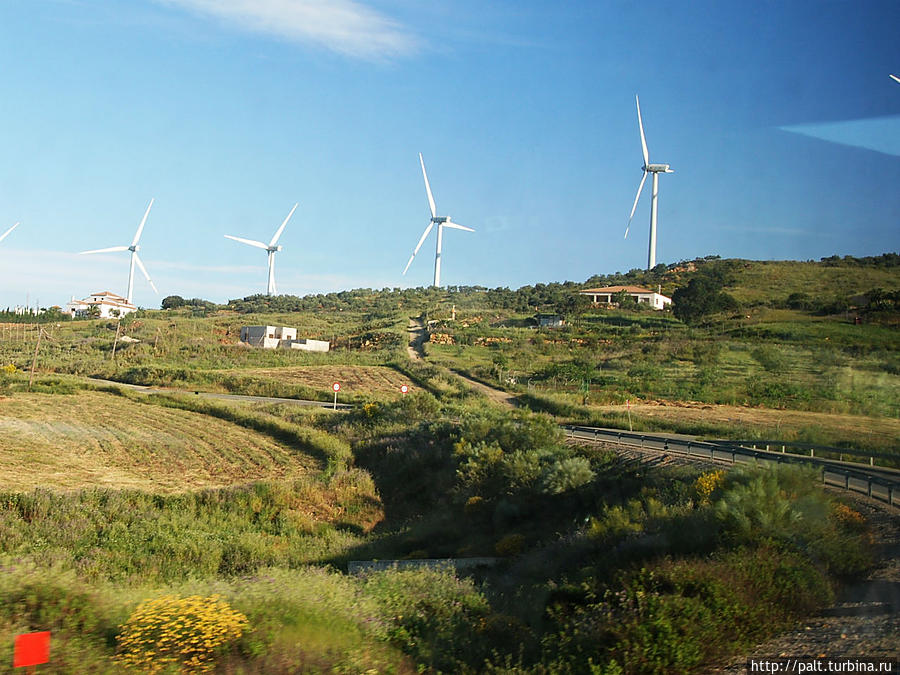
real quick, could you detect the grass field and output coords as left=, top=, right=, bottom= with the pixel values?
left=0, top=391, right=321, bottom=492
left=221, top=365, right=414, bottom=396
left=588, top=401, right=900, bottom=452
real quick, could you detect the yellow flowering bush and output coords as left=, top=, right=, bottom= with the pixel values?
left=694, top=470, right=727, bottom=505
left=117, top=594, right=249, bottom=673
left=2, top=364, right=15, bottom=375
left=830, top=502, right=865, bottom=530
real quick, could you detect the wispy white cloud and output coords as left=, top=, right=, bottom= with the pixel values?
left=779, top=115, right=900, bottom=158
left=156, top=0, right=418, bottom=60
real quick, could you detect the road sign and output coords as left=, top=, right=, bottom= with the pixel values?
left=13, top=631, right=50, bottom=669
left=400, top=385, right=409, bottom=394
left=332, top=382, right=341, bottom=392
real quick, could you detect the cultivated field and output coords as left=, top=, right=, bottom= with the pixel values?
left=222, top=365, right=413, bottom=396
left=0, top=391, right=320, bottom=492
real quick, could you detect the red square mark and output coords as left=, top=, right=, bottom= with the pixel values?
left=13, top=631, right=51, bottom=668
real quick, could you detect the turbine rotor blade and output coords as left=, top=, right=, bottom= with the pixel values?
left=224, top=234, right=269, bottom=250
left=79, top=246, right=130, bottom=255
left=625, top=170, right=649, bottom=238
left=269, top=202, right=298, bottom=247
left=133, top=253, right=158, bottom=294
left=419, top=153, right=437, bottom=219
left=443, top=222, right=474, bottom=232
left=132, top=198, right=154, bottom=247
left=636, top=95, right=649, bottom=167
left=891, top=74, right=900, bottom=84
left=403, top=221, right=435, bottom=275
left=0, top=222, right=19, bottom=244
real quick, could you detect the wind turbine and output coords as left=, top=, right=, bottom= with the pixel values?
left=403, top=153, right=474, bottom=287
left=0, top=222, right=19, bottom=244
left=624, top=95, right=673, bottom=270
left=225, top=203, right=297, bottom=296
left=80, top=199, right=158, bottom=305
left=890, top=74, right=900, bottom=84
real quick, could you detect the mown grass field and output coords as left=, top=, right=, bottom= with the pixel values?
left=221, top=365, right=413, bottom=396
left=0, top=390, right=320, bottom=492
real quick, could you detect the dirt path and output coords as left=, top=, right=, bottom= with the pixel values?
left=407, top=317, right=426, bottom=361
left=406, top=317, right=517, bottom=408
left=451, top=369, right=519, bottom=409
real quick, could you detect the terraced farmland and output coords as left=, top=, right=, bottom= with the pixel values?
left=0, top=391, right=320, bottom=492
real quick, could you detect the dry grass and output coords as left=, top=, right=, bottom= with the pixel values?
left=226, top=365, right=413, bottom=396
left=0, top=391, right=320, bottom=492
left=592, top=401, right=900, bottom=450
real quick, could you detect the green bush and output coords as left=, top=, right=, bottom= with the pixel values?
left=361, top=567, right=491, bottom=671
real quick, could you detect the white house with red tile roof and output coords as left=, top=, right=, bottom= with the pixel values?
left=67, top=291, right=137, bottom=318
left=578, top=285, right=672, bottom=310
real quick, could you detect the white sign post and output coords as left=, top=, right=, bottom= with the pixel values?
left=626, top=399, right=633, bottom=432
left=332, top=382, right=341, bottom=410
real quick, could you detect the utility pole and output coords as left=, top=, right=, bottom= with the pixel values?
left=111, top=321, right=122, bottom=363
left=28, top=328, right=44, bottom=390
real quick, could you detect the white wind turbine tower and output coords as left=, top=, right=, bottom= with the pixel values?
left=0, top=222, right=19, bottom=245
left=624, top=95, right=673, bottom=270
left=403, top=153, right=474, bottom=287
left=80, top=199, right=158, bottom=304
left=225, top=203, right=297, bottom=296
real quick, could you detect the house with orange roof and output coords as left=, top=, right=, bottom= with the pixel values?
left=578, top=285, right=672, bottom=310
left=66, top=291, right=137, bottom=318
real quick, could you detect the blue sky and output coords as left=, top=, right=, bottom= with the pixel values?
left=0, top=0, right=898, bottom=309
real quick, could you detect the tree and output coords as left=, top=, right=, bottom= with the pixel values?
left=161, top=295, right=186, bottom=310
left=672, top=276, right=738, bottom=323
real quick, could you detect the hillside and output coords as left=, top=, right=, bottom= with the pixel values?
left=0, top=255, right=896, bottom=672
left=0, top=390, right=321, bottom=492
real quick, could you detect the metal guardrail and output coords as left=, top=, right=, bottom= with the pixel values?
left=564, top=425, right=898, bottom=508
left=715, top=439, right=897, bottom=467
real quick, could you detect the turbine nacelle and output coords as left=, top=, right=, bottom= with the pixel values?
left=432, top=216, right=450, bottom=224
left=268, top=245, right=283, bottom=253
left=645, top=163, right=672, bottom=173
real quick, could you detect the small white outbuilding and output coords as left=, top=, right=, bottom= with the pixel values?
left=239, top=326, right=329, bottom=352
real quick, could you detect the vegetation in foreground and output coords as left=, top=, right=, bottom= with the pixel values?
left=0, top=254, right=894, bottom=671
left=0, top=388, right=877, bottom=672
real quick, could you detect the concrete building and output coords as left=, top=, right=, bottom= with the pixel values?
left=240, top=326, right=329, bottom=352
left=67, top=291, right=137, bottom=318
left=536, top=313, right=565, bottom=328
left=288, top=338, right=330, bottom=353
left=578, top=286, right=672, bottom=310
